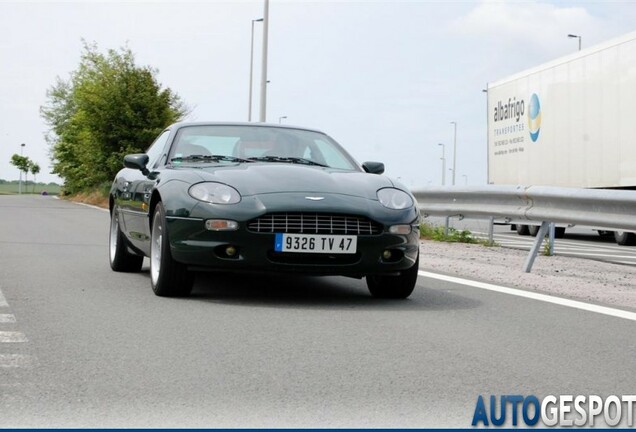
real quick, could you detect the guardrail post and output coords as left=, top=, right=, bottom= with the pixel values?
left=523, top=221, right=550, bottom=273
left=488, top=216, right=495, bottom=245
left=548, top=223, right=555, bottom=256
left=444, top=216, right=450, bottom=236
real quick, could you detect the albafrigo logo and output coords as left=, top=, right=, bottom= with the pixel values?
left=527, top=93, right=541, bottom=142
left=472, top=395, right=636, bottom=427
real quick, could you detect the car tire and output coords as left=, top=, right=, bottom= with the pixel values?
left=109, top=208, right=143, bottom=272
left=528, top=225, right=540, bottom=237
left=366, top=255, right=419, bottom=299
left=614, top=231, right=636, bottom=246
left=150, top=202, right=194, bottom=297
left=515, top=224, right=530, bottom=235
left=527, top=225, right=564, bottom=238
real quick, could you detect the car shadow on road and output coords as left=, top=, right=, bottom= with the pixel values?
left=180, top=271, right=482, bottom=312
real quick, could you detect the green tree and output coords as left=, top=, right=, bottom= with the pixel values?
left=30, top=163, right=40, bottom=193
left=41, top=42, right=187, bottom=194
left=10, top=154, right=32, bottom=193
left=10, top=154, right=30, bottom=175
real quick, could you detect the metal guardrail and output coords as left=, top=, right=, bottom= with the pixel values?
left=411, top=185, right=636, bottom=272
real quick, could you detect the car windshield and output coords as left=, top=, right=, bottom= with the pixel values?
left=169, top=125, right=359, bottom=170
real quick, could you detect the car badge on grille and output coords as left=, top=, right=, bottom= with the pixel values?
left=305, top=196, right=325, bottom=201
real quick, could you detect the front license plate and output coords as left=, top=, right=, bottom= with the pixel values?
left=274, top=233, right=357, bottom=254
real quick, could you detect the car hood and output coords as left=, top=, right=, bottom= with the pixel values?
left=184, top=163, right=394, bottom=199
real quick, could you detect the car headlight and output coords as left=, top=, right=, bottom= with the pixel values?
left=377, top=188, right=413, bottom=210
left=188, top=182, right=241, bottom=204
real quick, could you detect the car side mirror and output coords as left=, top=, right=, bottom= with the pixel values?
left=362, top=161, right=385, bottom=175
left=124, top=154, right=150, bottom=176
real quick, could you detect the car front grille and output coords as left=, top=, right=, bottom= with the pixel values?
left=247, top=213, right=383, bottom=235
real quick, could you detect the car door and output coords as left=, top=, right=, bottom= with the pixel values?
left=118, top=129, right=172, bottom=253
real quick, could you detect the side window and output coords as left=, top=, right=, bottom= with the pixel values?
left=145, top=130, right=171, bottom=168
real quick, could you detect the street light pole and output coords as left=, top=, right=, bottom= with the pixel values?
left=450, top=121, right=457, bottom=185
left=19, top=143, right=25, bottom=194
left=248, top=18, right=263, bottom=122
left=259, top=0, right=269, bottom=122
left=278, top=116, right=287, bottom=124
left=438, top=143, right=446, bottom=186
left=568, top=34, right=582, bottom=51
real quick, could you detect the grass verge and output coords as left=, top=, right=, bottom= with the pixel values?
left=69, top=190, right=109, bottom=209
left=63, top=183, right=110, bottom=209
left=420, top=222, right=496, bottom=246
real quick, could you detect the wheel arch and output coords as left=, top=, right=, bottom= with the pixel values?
left=148, top=190, right=163, bottom=229
left=109, top=194, right=115, bottom=215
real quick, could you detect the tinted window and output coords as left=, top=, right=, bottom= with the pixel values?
left=146, top=130, right=171, bottom=168
left=170, top=125, right=359, bottom=170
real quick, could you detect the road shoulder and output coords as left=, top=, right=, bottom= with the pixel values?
left=419, top=239, right=636, bottom=312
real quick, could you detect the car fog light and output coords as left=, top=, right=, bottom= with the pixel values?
left=389, top=224, right=411, bottom=234
left=382, top=250, right=392, bottom=260
left=225, top=246, right=237, bottom=257
left=205, top=219, right=239, bottom=231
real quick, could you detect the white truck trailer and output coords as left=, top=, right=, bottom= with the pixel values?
left=486, top=31, right=636, bottom=245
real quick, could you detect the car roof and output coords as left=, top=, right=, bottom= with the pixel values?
left=167, top=121, right=327, bottom=135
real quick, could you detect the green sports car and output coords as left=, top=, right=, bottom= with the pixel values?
left=109, top=122, right=420, bottom=298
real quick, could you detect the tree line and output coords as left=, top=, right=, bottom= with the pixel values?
left=0, top=179, right=58, bottom=186
left=40, top=42, right=187, bottom=194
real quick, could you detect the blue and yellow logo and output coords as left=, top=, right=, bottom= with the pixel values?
left=527, top=93, right=541, bottom=142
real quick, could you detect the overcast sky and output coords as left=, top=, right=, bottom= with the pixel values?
left=1, top=0, right=635, bottom=188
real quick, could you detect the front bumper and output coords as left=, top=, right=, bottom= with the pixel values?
left=167, top=217, right=420, bottom=277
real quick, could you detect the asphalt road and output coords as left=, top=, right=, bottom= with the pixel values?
left=1, top=195, right=635, bottom=427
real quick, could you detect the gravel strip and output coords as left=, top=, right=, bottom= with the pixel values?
left=419, top=240, right=636, bottom=311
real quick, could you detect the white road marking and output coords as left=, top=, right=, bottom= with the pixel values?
left=552, top=251, right=636, bottom=259
left=0, top=289, right=35, bottom=368
left=418, top=270, right=636, bottom=322
left=0, top=314, right=16, bottom=323
left=0, top=331, right=28, bottom=343
left=74, top=201, right=109, bottom=212
left=0, top=354, right=34, bottom=368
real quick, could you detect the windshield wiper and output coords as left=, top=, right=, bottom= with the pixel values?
left=248, top=156, right=328, bottom=167
left=170, top=154, right=253, bottom=164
